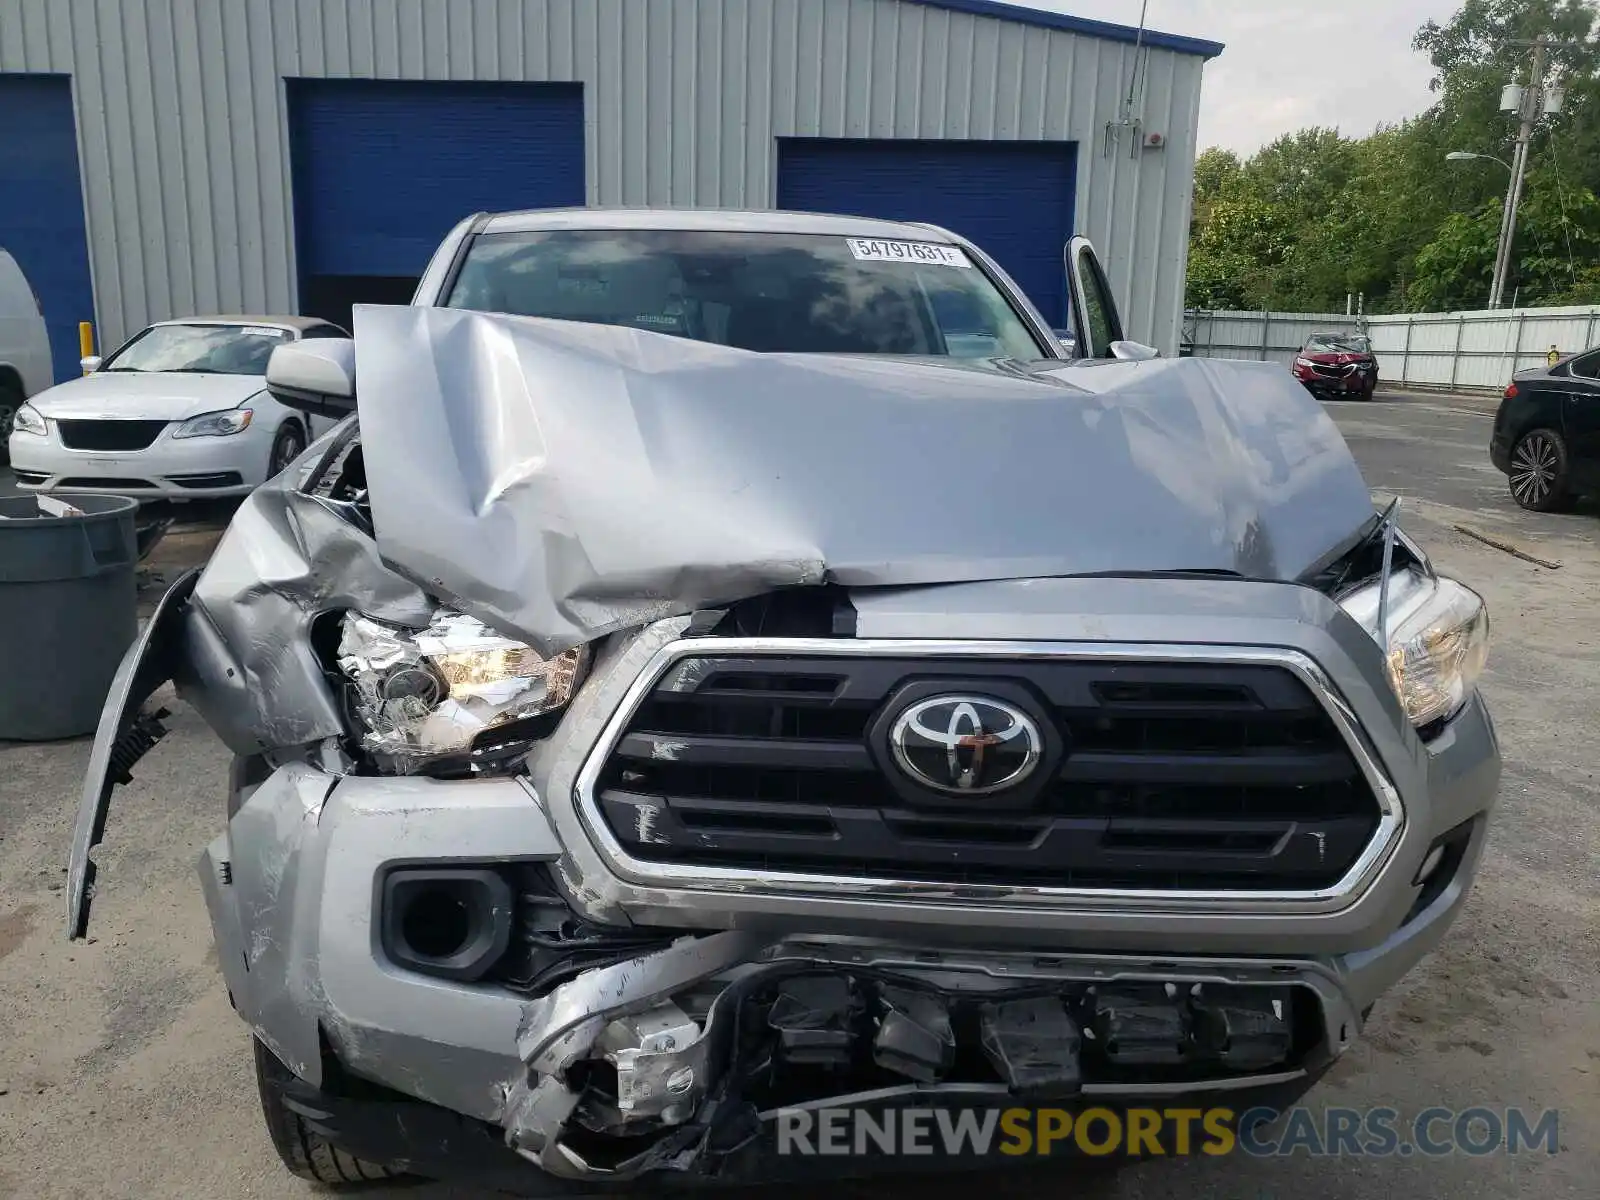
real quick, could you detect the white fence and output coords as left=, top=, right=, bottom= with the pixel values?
left=1183, top=305, right=1600, bottom=392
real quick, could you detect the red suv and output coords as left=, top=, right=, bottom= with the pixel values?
left=1292, top=331, right=1378, bottom=401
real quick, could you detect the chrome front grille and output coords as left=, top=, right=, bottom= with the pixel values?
left=585, top=644, right=1392, bottom=897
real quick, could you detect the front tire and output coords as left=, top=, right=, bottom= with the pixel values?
left=1507, top=428, right=1575, bottom=512
left=254, top=1039, right=405, bottom=1187
left=267, top=420, right=306, bottom=480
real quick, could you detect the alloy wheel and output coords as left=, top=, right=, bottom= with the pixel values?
left=1509, top=432, right=1560, bottom=508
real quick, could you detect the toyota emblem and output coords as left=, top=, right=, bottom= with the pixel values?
left=888, top=695, right=1043, bottom=795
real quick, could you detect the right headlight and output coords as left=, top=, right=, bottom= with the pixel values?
left=1338, top=569, right=1490, bottom=728
left=337, top=608, right=588, bottom=773
left=12, top=403, right=46, bottom=437
left=172, top=407, right=253, bottom=438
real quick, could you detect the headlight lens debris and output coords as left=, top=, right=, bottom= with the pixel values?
left=337, top=609, right=586, bottom=772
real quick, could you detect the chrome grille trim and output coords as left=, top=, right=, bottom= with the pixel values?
left=572, top=637, right=1405, bottom=914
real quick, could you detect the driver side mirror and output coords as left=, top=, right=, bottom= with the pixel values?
left=80, top=355, right=102, bottom=374
left=266, top=338, right=356, bottom=419
left=1062, top=235, right=1129, bottom=360
left=1109, top=340, right=1160, bottom=361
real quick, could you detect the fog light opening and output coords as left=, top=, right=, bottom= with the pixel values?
left=380, top=866, right=514, bottom=982
left=401, top=888, right=474, bottom=960
left=1402, top=818, right=1478, bottom=927
left=1414, top=843, right=1446, bottom=886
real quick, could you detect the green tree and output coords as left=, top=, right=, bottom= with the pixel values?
left=1185, top=0, right=1600, bottom=314
left=1513, top=172, right=1600, bottom=302
left=1408, top=206, right=1502, bottom=310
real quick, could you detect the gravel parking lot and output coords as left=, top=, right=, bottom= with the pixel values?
left=1, top=389, right=1596, bottom=1199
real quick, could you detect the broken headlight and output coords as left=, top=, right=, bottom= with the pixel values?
left=1338, top=570, right=1489, bottom=729
left=337, top=609, right=586, bottom=773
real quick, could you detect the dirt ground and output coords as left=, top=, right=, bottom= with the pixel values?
left=0, top=390, right=1596, bottom=1199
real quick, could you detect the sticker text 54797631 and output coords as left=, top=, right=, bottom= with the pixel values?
left=846, top=238, right=972, bottom=268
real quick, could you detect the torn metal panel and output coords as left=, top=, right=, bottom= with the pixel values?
left=499, top=933, right=1366, bottom=1180
left=503, top=930, right=763, bottom=1176
left=351, top=304, right=1377, bottom=657
left=514, top=931, right=764, bottom=1074
left=176, top=469, right=435, bottom=756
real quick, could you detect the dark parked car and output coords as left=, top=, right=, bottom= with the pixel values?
left=1491, top=345, right=1600, bottom=511
left=1292, top=331, right=1378, bottom=401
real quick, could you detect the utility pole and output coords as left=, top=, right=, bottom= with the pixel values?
left=1489, top=37, right=1571, bottom=309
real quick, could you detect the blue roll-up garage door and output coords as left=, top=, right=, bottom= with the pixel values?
left=778, top=139, right=1076, bottom=326
left=288, top=80, right=585, bottom=327
left=0, top=75, right=94, bottom=386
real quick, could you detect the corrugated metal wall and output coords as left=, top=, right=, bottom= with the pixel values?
left=1185, top=310, right=1356, bottom=371
left=1365, top=307, right=1600, bottom=390
left=1186, top=305, right=1600, bottom=391
left=0, top=0, right=1205, bottom=353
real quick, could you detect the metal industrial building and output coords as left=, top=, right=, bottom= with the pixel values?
left=0, top=0, right=1220, bottom=381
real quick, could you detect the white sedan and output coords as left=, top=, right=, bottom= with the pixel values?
left=8, top=315, right=346, bottom=499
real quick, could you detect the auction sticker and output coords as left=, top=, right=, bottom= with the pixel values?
left=846, top=238, right=972, bottom=267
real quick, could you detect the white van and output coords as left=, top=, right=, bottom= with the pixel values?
left=0, top=248, right=55, bottom=449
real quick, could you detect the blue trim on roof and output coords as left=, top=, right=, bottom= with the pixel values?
left=907, top=0, right=1225, bottom=59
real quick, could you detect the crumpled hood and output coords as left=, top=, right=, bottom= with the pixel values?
left=26, top=370, right=265, bottom=421
left=353, top=304, right=1377, bottom=655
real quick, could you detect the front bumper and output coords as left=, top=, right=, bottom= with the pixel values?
left=202, top=697, right=1494, bottom=1182
left=195, top=578, right=1498, bottom=1184
left=260, top=1032, right=1330, bottom=1194
left=7, top=420, right=273, bottom=498
left=1295, top=371, right=1374, bottom=396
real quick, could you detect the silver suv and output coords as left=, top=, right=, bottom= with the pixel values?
left=69, top=209, right=1499, bottom=1191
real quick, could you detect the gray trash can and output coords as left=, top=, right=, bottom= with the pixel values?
left=0, top=493, right=139, bottom=740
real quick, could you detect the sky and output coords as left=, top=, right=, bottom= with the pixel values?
left=1016, top=0, right=1458, bottom=155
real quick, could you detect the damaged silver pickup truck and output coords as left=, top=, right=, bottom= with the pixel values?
left=68, top=209, right=1499, bottom=1192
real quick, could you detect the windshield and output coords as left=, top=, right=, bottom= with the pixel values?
left=1306, top=333, right=1371, bottom=354
left=105, top=323, right=293, bottom=375
left=445, top=229, right=1045, bottom=359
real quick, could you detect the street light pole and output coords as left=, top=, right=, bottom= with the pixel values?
left=1489, top=37, right=1549, bottom=310
left=1488, top=149, right=1520, bottom=309
left=1445, top=151, right=1513, bottom=308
